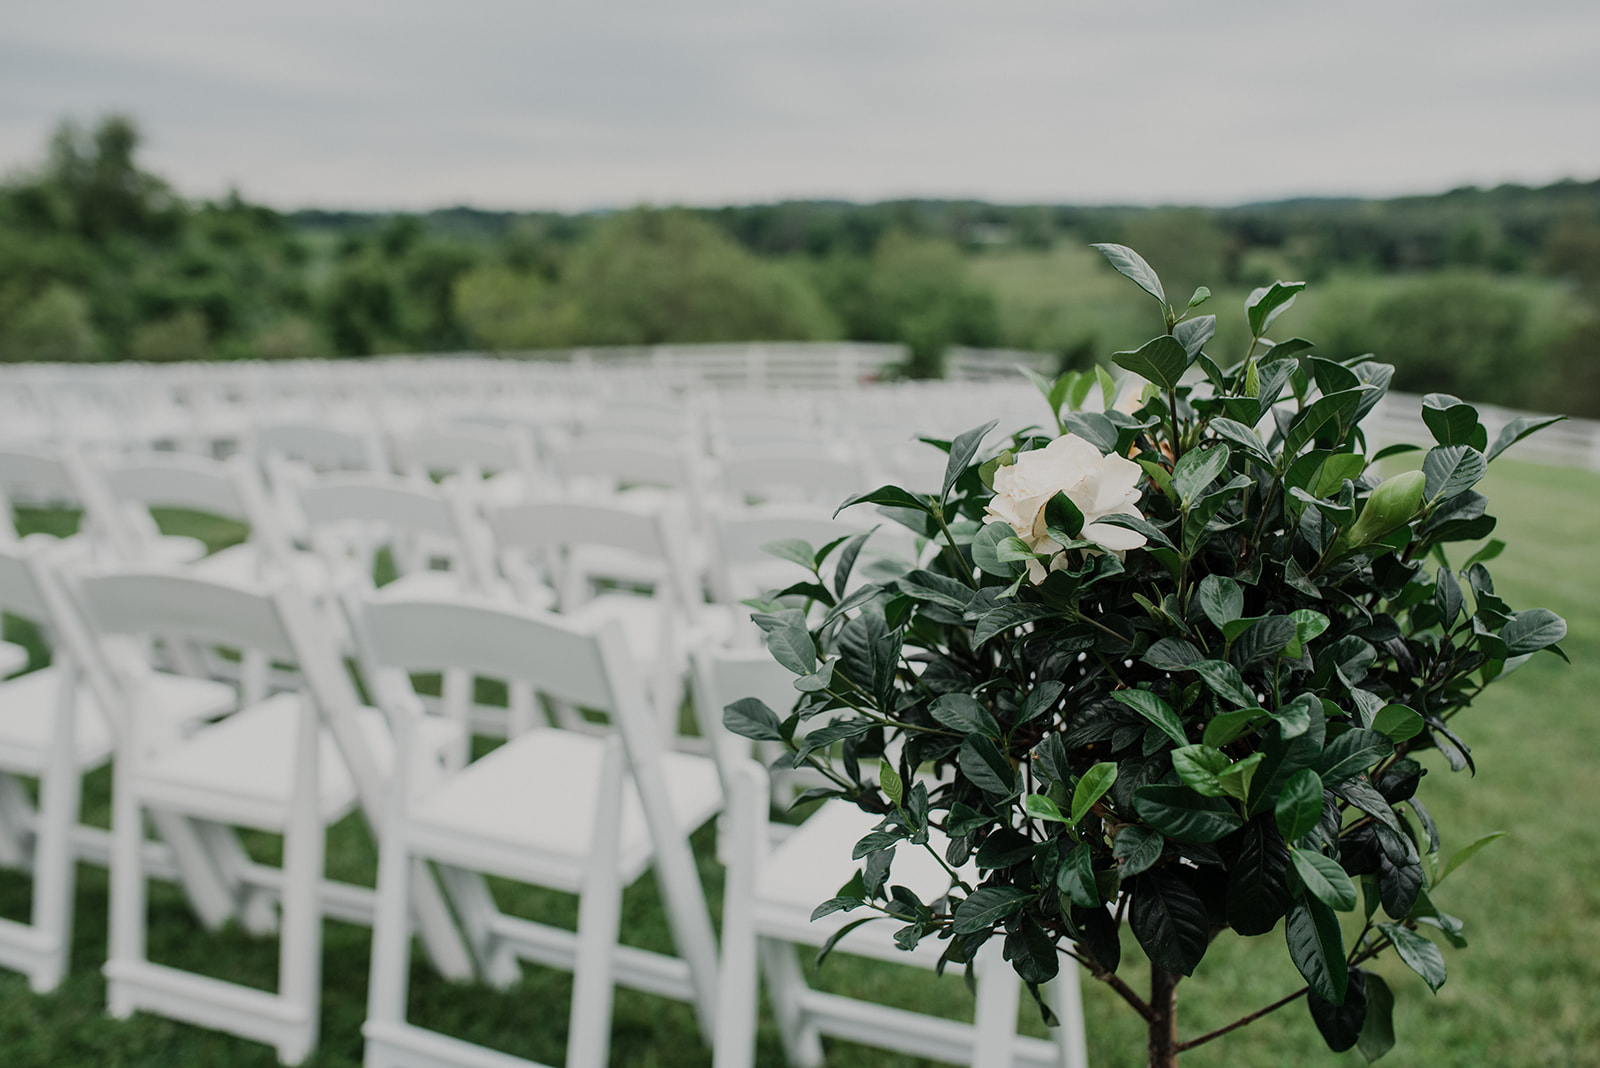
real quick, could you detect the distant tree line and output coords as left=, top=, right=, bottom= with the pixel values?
left=3, top=115, right=1598, bottom=411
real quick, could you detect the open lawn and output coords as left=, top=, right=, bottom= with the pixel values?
left=2, top=457, right=1597, bottom=1066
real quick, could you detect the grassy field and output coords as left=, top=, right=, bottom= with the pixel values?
left=2, top=457, right=1598, bottom=1066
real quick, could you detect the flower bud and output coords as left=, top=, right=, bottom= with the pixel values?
left=1345, top=469, right=1426, bottom=547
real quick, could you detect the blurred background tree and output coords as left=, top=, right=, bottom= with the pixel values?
left=2, top=113, right=1598, bottom=413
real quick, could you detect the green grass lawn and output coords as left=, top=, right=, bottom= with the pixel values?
left=3, top=459, right=1598, bottom=1066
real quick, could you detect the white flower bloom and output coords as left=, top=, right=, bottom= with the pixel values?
left=984, top=433, right=1148, bottom=582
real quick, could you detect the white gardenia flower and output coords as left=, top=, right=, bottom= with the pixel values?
left=985, top=433, right=1148, bottom=583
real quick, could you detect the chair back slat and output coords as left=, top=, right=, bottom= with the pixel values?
left=76, top=570, right=297, bottom=661
left=300, top=480, right=458, bottom=538
left=359, top=596, right=614, bottom=711
left=102, top=453, right=250, bottom=522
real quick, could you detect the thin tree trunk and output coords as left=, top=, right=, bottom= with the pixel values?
left=1148, top=967, right=1180, bottom=1068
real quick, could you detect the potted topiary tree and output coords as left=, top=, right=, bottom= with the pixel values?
left=723, top=244, right=1570, bottom=1066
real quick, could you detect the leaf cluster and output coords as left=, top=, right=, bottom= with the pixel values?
left=724, top=244, right=1568, bottom=1058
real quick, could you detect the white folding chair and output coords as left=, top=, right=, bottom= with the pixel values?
left=86, top=450, right=319, bottom=588
left=74, top=567, right=469, bottom=1064
left=389, top=424, right=546, bottom=508
left=298, top=473, right=496, bottom=599
left=694, top=647, right=1088, bottom=1068
left=0, top=544, right=239, bottom=991
left=484, top=495, right=704, bottom=737
left=0, top=444, right=201, bottom=566
left=714, top=449, right=867, bottom=509
left=348, top=590, right=724, bottom=1068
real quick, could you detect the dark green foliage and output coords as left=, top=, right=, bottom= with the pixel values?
left=728, top=254, right=1567, bottom=1060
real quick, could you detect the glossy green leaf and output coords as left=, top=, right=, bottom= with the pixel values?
left=1377, top=923, right=1447, bottom=992
left=879, top=759, right=903, bottom=806
left=814, top=916, right=879, bottom=968
left=1114, top=825, right=1165, bottom=877
left=723, top=697, right=785, bottom=742
left=1175, top=314, right=1216, bottom=359
left=1209, top=417, right=1273, bottom=466
left=1133, top=784, right=1243, bottom=843
left=1320, top=728, right=1393, bottom=784
left=761, top=538, right=818, bottom=571
left=1092, top=242, right=1166, bottom=304
left=1113, top=335, right=1189, bottom=391
left=1357, top=972, right=1396, bottom=1062
left=1217, top=752, right=1265, bottom=802
left=1285, top=386, right=1374, bottom=459
left=1434, top=830, right=1507, bottom=887
left=1171, top=744, right=1231, bottom=797
left=952, top=886, right=1031, bottom=934
left=1486, top=414, right=1566, bottom=462
left=1246, top=280, right=1307, bottom=336
left=1193, top=659, right=1258, bottom=708
left=1057, top=842, right=1100, bottom=907
left=1172, top=444, right=1232, bottom=506
left=1130, top=869, right=1211, bottom=976
left=1292, top=849, right=1359, bottom=911
left=1372, top=703, right=1424, bottom=743
left=1112, top=689, right=1189, bottom=747
left=1202, top=707, right=1266, bottom=747
left=1422, top=444, right=1487, bottom=504
left=930, top=693, right=1001, bottom=738
left=959, top=733, right=1015, bottom=797
left=1023, top=793, right=1069, bottom=824
left=835, top=484, right=932, bottom=518
left=1071, top=761, right=1119, bottom=824
left=1287, top=896, right=1348, bottom=1004
left=1309, top=970, right=1368, bottom=1053
left=1421, top=393, right=1483, bottom=447
left=1276, top=768, right=1325, bottom=841
left=1500, top=608, right=1566, bottom=656
left=943, top=420, right=997, bottom=504
left=1044, top=490, right=1085, bottom=543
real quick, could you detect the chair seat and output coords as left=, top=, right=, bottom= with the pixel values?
left=0, top=640, right=26, bottom=678
left=373, top=569, right=473, bottom=601
left=408, top=727, right=722, bottom=888
left=756, top=800, right=961, bottom=952
left=137, top=698, right=456, bottom=832
left=0, top=667, right=236, bottom=774
left=568, top=544, right=671, bottom=593
left=571, top=594, right=677, bottom=670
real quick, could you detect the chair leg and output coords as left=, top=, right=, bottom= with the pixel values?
left=0, top=773, right=34, bottom=868
left=972, top=940, right=1021, bottom=1068
left=275, top=694, right=325, bottom=1065
left=106, top=758, right=147, bottom=1018
left=407, top=860, right=477, bottom=983
left=436, top=863, right=522, bottom=988
left=29, top=697, right=82, bottom=993
left=567, top=736, right=626, bottom=1068
left=148, top=810, right=240, bottom=931
left=712, top=764, right=764, bottom=1068
left=195, top=819, right=279, bottom=935
left=1049, top=961, right=1090, bottom=1068
left=365, top=805, right=416, bottom=1059
left=758, top=940, right=824, bottom=1068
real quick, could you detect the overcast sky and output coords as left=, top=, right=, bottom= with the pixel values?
left=2, top=0, right=1597, bottom=212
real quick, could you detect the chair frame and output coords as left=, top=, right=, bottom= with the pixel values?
left=348, top=591, right=722, bottom=1068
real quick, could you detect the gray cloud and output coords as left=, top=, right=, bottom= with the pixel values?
left=2, top=0, right=1597, bottom=209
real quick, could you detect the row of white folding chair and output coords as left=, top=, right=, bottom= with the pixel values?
left=689, top=645, right=1090, bottom=1068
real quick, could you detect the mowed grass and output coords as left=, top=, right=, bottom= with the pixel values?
left=3, top=459, right=1599, bottom=1066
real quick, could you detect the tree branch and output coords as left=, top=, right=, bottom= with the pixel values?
left=1174, top=984, right=1308, bottom=1052
left=1174, top=937, right=1396, bottom=1052
left=1060, top=948, right=1154, bottom=1022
